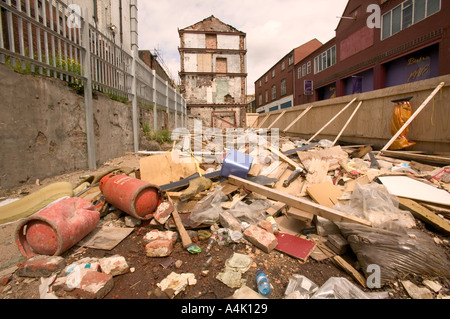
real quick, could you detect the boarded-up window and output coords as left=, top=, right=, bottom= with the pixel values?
left=198, top=54, right=212, bottom=72
left=216, top=58, right=227, bottom=73
left=206, top=34, right=217, bottom=49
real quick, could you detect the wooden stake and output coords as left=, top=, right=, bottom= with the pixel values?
left=267, top=110, right=287, bottom=130
left=381, top=82, right=445, bottom=152
left=227, top=175, right=372, bottom=226
left=257, top=114, right=271, bottom=129
left=331, top=101, right=363, bottom=147
left=307, top=98, right=357, bottom=144
left=283, top=105, right=313, bottom=133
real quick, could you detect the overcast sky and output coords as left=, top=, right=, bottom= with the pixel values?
left=137, top=0, right=349, bottom=95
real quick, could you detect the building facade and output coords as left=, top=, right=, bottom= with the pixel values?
left=178, top=16, right=247, bottom=129
left=254, top=39, right=322, bottom=114
left=64, top=0, right=138, bottom=55
left=294, top=0, right=449, bottom=105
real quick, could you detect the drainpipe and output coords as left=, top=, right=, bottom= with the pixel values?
left=119, top=0, right=123, bottom=46
left=93, top=0, right=98, bottom=27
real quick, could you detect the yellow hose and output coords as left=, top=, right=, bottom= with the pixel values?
left=0, top=182, right=74, bottom=225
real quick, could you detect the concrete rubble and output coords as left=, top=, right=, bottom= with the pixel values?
left=1, top=129, right=450, bottom=300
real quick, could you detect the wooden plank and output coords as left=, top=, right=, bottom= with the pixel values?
left=380, top=151, right=450, bottom=166
left=267, top=110, right=287, bottom=130
left=227, top=175, right=372, bottom=226
left=332, top=256, right=367, bottom=288
left=398, top=197, right=450, bottom=234
left=283, top=105, right=313, bottom=133
left=266, top=202, right=287, bottom=216
left=257, top=114, right=271, bottom=129
left=286, top=207, right=314, bottom=223
left=140, top=151, right=203, bottom=186
left=307, top=98, right=357, bottom=144
left=381, top=82, right=446, bottom=151
left=332, top=101, right=363, bottom=147
left=269, top=145, right=301, bottom=169
left=222, top=192, right=248, bottom=210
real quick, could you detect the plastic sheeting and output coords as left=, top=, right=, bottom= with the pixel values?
left=334, top=182, right=416, bottom=230
left=337, top=222, right=450, bottom=285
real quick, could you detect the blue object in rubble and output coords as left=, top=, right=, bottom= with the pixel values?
left=220, top=149, right=253, bottom=179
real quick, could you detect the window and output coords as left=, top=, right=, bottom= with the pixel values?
left=302, top=64, right=307, bottom=77
left=288, top=55, right=294, bottom=65
left=259, top=94, right=262, bottom=106
left=382, top=0, right=441, bottom=40
left=265, top=75, right=268, bottom=83
left=272, top=69, right=276, bottom=78
left=259, top=80, right=262, bottom=87
left=281, top=79, right=286, bottom=96
left=265, top=90, right=269, bottom=103
left=298, top=67, right=302, bottom=79
left=314, top=46, right=336, bottom=74
left=281, top=61, right=285, bottom=71
left=307, top=61, right=311, bottom=74
left=272, top=85, right=276, bottom=100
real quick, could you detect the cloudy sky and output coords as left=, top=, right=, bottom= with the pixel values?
left=137, top=0, right=349, bottom=95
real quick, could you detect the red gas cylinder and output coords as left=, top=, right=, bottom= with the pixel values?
left=15, top=197, right=100, bottom=258
left=99, top=174, right=161, bottom=220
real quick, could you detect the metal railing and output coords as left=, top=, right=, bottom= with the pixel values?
left=0, top=0, right=187, bottom=168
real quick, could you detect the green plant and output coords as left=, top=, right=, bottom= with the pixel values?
left=150, top=129, right=172, bottom=144
left=142, top=123, right=151, bottom=136
left=139, top=102, right=154, bottom=110
left=107, top=92, right=129, bottom=104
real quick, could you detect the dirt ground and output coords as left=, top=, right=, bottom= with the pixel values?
left=0, top=152, right=447, bottom=301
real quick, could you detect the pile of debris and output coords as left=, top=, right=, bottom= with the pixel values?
left=1, top=129, right=449, bottom=300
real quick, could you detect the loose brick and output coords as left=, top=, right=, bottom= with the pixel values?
left=154, top=201, right=174, bottom=224
left=59, top=268, right=114, bottom=299
left=219, top=211, right=242, bottom=232
left=244, top=225, right=278, bottom=253
left=258, top=220, right=274, bottom=234
left=16, top=255, right=66, bottom=278
left=143, top=229, right=178, bottom=244
left=145, top=239, right=175, bottom=257
left=99, top=255, right=129, bottom=277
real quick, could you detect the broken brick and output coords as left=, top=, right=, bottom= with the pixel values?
left=244, top=225, right=278, bottom=253
left=258, top=219, right=274, bottom=234
left=54, top=269, right=114, bottom=299
left=16, top=255, right=66, bottom=278
left=154, top=201, right=174, bottom=224
left=99, top=255, right=129, bottom=277
left=219, top=211, right=242, bottom=232
left=145, top=239, right=175, bottom=257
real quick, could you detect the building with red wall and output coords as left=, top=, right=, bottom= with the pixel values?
left=254, top=39, right=322, bottom=113
left=294, top=0, right=449, bottom=105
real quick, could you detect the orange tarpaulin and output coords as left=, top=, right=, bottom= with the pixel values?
left=390, top=100, right=416, bottom=150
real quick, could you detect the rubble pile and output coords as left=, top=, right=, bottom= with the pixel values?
left=1, top=128, right=450, bottom=300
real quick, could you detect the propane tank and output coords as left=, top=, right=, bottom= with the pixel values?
left=15, top=197, right=100, bottom=258
left=99, top=174, right=161, bottom=220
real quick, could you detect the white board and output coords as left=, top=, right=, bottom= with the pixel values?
left=378, top=176, right=450, bottom=206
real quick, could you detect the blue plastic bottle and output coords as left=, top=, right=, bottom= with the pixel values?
left=256, top=270, right=272, bottom=297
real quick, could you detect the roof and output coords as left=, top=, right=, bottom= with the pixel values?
left=180, top=15, right=245, bottom=34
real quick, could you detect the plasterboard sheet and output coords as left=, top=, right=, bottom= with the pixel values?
left=378, top=176, right=450, bottom=206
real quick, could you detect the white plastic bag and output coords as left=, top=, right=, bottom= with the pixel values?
left=334, top=182, right=416, bottom=230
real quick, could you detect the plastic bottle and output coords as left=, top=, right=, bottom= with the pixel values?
left=205, top=232, right=218, bottom=254
left=266, top=216, right=279, bottom=234
left=256, top=270, right=272, bottom=297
